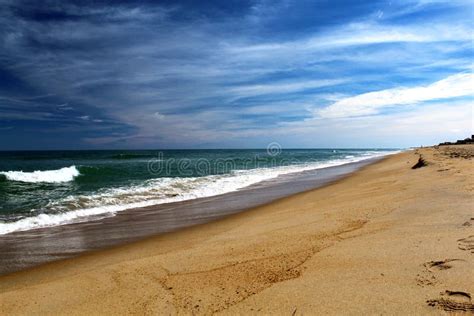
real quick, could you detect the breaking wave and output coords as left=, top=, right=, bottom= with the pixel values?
left=0, top=166, right=80, bottom=183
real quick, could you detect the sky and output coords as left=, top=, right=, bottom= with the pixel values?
left=0, top=0, right=472, bottom=150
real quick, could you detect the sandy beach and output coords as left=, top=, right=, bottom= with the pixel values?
left=1, top=145, right=473, bottom=315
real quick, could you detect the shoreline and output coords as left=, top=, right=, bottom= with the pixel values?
left=1, top=150, right=396, bottom=236
left=0, top=155, right=388, bottom=276
left=1, top=146, right=472, bottom=314
left=1, top=151, right=396, bottom=236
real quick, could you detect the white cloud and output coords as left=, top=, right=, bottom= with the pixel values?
left=266, top=101, right=473, bottom=147
left=227, top=79, right=346, bottom=99
left=318, top=72, right=474, bottom=118
left=229, top=22, right=472, bottom=55
left=153, top=112, right=165, bottom=120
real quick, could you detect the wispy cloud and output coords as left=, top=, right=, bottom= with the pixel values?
left=227, top=79, right=346, bottom=99
left=318, top=72, right=474, bottom=118
left=0, top=0, right=473, bottom=148
left=228, top=21, right=472, bottom=56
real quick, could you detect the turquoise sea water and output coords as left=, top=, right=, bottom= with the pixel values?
left=0, top=148, right=398, bottom=234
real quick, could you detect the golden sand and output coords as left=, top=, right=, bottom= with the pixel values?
left=1, top=145, right=473, bottom=315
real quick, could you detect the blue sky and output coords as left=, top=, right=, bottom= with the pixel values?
left=0, top=0, right=472, bottom=149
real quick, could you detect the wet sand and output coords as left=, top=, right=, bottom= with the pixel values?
left=0, top=145, right=473, bottom=314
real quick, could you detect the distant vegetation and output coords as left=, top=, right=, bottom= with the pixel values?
left=439, top=136, right=474, bottom=146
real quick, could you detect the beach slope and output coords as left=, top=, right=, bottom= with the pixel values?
left=1, top=146, right=473, bottom=315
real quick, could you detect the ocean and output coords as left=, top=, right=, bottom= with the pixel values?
left=0, top=148, right=398, bottom=235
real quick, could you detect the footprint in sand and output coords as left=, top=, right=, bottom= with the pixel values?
left=427, top=290, right=474, bottom=313
left=425, top=259, right=464, bottom=270
left=416, top=259, right=464, bottom=287
left=458, top=235, right=474, bottom=253
left=462, top=218, right=474, bottom=227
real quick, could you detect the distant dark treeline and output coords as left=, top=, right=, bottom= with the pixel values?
left=439, top=135, right=474, bottom=146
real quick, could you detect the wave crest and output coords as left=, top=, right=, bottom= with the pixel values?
left=0, top=166, right=80, bottom=183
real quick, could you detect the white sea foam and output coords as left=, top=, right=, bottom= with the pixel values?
left=0, top=166, right=80, bottom=183
left=0, top=151, right=399, bottom=235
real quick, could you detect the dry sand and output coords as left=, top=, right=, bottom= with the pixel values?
left=1, top=145, right=473, bottom=315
